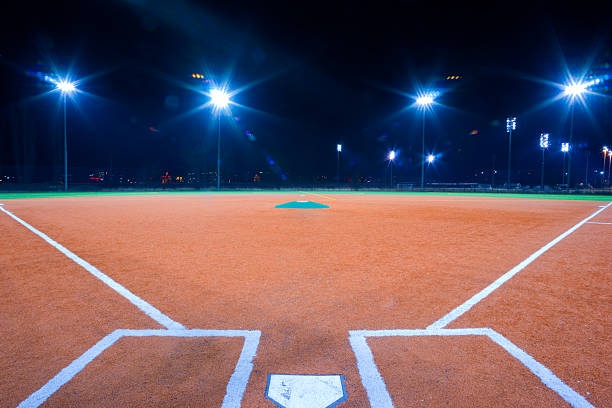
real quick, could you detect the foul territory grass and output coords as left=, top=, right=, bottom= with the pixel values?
left=0, top=190, right=609, bottom=201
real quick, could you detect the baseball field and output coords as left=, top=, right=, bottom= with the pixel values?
left=1, top=191, right=610, bottom=407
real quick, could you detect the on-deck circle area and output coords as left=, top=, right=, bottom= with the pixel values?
left=1, top=192, right=610, bottom=407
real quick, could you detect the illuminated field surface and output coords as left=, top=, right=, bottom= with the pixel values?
left=1, top=192, right=610, bottom=407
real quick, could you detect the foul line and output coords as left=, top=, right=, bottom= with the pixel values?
left=585, top=221, right=612, bottom=225
left=0, top=206, right=184, bottom=330
left=349, top=329, right=594, bottom=408
left=428, top=201, right=612, bottom=329
left=18, top=329, right=261, bottom=408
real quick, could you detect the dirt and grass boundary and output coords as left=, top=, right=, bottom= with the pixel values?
left=0, top=190, right=610, bottom=201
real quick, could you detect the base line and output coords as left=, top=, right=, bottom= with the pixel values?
left=0, top=206, right=184, bottom=330
left=585, top=221, right=612, bottom=225
left=428, top=202, right=612, bottom=329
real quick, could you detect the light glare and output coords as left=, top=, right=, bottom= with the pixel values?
left=210, top=88, right=230, bottom=108
left=427, top=154, right=435, bottom=163
left=416, top=95, right=434, bottom=106
left=388, top=150, right=396, bottom=160
left=337, top=144, right=342, bottom=152
left=56, top=80, right=76, bottom=94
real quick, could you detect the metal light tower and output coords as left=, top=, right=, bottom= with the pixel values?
left=506, top=117, right=516, bottom=185
left=209, top=88, right=230, bottom=190
left=416, top=94, right=435, bottom=189
left=56, top=79, right=76, bottom=192
left=388, top=150, right=396, bottom=188
left=561, top=142, right=569, bottom=185
left=337, top=144, right=342, bottom=186
left=539, top=133, right=550, bottom=190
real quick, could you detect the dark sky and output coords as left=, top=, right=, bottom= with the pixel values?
left=1, top=0, right=611, bottom=185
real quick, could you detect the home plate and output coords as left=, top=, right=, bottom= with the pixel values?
left=265, top=374, right=347, bottom=408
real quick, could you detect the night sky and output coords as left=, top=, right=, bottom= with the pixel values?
left=1, top=1, right=611, bottom=186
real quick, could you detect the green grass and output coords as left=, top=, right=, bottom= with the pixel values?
left=0, top=190, right=609, bottom=201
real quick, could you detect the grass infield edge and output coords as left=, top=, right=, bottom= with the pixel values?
left=0, top=190, right=610, bottom=201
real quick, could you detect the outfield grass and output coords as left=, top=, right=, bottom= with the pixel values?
left=0, top=190, right=610, bottom=201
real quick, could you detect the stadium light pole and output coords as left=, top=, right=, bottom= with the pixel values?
left=562, top=80, right=590, bottom=188
left=506, top=117, right=516, bottom=185
left=416, top=94, right=435, bottom=189
left=388, top=150, right=396, bottom=188
left=601, top=146, right=608, bottom=187
left=210, top=88, right=230, bottom=190
left=56, top=79, right=76, bottom=192
left=426, top=154, right=435, bottom=186
left=608, top=150, right=612, bottom=186
left=561, top=142, right=569, bottom=186
left=540, top=133, right=550, bottom=191
left=337, top=144, right=342, bottom=186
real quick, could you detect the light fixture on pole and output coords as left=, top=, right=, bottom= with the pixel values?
left=336, top=144, right=342, bottom=186
left=388, top=150, right=396, bottom=188
left=506, top=117, right=516, bottom=185
left=561, top=142, right=570, bottom=186
left=209, top=88, right=231, bottom=190
left=56, top=79, right=77, bottom=192
left=416, top=93, right=436, bottom=190
left=539, top=133, right=550, bottom=191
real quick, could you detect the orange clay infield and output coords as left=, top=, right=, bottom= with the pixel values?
left=1, top=193, right=610, bottom=407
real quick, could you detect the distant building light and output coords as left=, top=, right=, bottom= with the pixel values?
left=561, top=142, right=569, bottom=153
left=337, top=144, right=342, bottom=152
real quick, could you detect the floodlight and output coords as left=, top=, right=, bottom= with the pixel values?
left=56, top=80, right=76, bottom=94
left=337, top=144, right=342, bottom=152
left=506, top=117, right=516, bottom=133
left=539, top=133, right=550, bottom=149
left=210, top=88, right=230, bottom=108
left=561, top=143, right=569, bottom=153
left=416, top=95, right=434, bottom=106
left=563, top=81, right=588, bottom=98
left=604, top=146, right=609, bottom=153
left=427, top=154, right=435, bottom=163
left=388, top=150, right=396, bottom=160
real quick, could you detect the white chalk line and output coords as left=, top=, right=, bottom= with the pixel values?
left=428, top=201, right=612, bottom=330
left=17, top=329, right=261, bottom=408
left=17, top=330, right=123, bottom=408
left=349, top=329, right=595, bottom=408
left=0, top=206, right=184, bottom=330
left=585, top=221, right=612, bottom=225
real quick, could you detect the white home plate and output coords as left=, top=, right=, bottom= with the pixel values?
left=265, top=374, right=347, bottom=408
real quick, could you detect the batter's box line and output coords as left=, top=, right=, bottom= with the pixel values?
left=349, top=328, right=595, bottom=408
left=18, top=329, right=261, bottom=408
